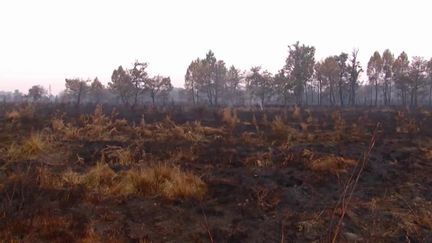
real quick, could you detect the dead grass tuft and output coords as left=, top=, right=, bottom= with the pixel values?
left=221, top=107, right=238, bottom=129
left=113, top=164, right=207, bottom=200
left=303, top=150, right=357, bottom=175
left=5, top=105, right=35, bottom=125
left=101, top=146, right=135, bottom=166
left=81, top=162, right=116, bottom=192
left=6, top=132, right=49, bottom=161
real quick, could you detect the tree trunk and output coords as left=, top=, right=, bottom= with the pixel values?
left=389, top=82, right=392, bottom=105
left=375, top=80, right=378, bottom=106
left=77, top=83, right=83, bottom=107
left=429, top=84, right=432, bottom=106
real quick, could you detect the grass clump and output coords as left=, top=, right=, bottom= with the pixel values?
left=221, top=107, right=238, bottom=129
left=113, top=164, right=207, bottom=200
left=5, top=105, right=35, bottom=125
left=303, top=150, right=357, bottom=175
left=6, top=132, right=49, bottom=161
left=81, top=162, right=116, bottom=192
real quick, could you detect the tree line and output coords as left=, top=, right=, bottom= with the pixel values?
left=3, top=42, right=432, bottom=108
left=184, top=43, right=432, bottom=108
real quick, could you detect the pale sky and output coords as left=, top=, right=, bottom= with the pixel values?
left=0, top=0, right=431, bottom=94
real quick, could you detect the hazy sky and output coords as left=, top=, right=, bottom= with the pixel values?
left=1, top=0, right=431, bottom=94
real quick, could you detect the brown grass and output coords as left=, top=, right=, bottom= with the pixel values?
left=101, top=146, right=135, bottom=166
left=5, top=105, right=35, bottom=124
left=113, top=164, right=206, bottom=200
left=6, top=132, right=49, bottom=161
left=81, top=162, right=116, bottom=192
left=221, top=107, right=238, bottom=129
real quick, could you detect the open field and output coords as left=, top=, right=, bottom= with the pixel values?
left=1, top=104, right=432, bottom=242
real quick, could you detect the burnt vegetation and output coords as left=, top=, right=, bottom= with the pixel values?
left=1, top=44, right=432, bottom=242
left=0, top=103, right=432, bottom=242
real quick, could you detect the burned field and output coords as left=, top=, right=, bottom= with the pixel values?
left=0, top=104, right=432, bottom=242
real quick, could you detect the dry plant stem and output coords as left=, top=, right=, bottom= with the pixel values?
left=330, top=123, right=380, bottom=243
left=200, top=204, right=214, bottom=243
left=280, top=221, right=285, bottom=243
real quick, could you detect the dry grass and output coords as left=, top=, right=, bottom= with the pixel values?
left=6, top=132, right=49, bottom=161
left=81, top=162, right=116, bottom=192
left=303, top=149, right=357, bottom=175
left=271, top=115, right=298, bottom=141
left=113, top=164, right=207, bottom=200
left=51, top=105, right=130, bottom=141
left=101, top=146, right=135, bottom=166
left=396, top=111, right=420, bottom=134
left=62, top=163, right=207, bottom=200
left=5, top=105, right=35, bottom=124
left=292, top=105, right=302, bottom=120
left=271, top=116, right=286, bottom=135
left=331, top=111, right=346, bottom=140
left=37, top=166, right=64, bottom=188
left=221, top=107, right=238, bottom=129
left=308, top=155, right=357, bottom=175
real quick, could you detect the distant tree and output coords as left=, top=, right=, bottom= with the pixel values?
left=185, top=51, right=227, bottom=106
left=315, top=56, right=339, bottom=105
left=202, top=51, right=216, bottom=105
left=393, top=52, right=410, bottom=105
left=213, top=60, right=227, bottom=106
left=367, top=51, right=383, bottom=106
left=145, top=75, right=173, bottom=105
left=335, top=53, right=349, bottom=106
left=129, top=61, right=149, bottom=109
left=427, top=58, right=432, bottom=106
left=28, top=85, right=47, bottom=102
left=246, top=66, right=273, bottom=107
left=185, top=59, right=203, bottom=104
left=347, top=49, right=362, bottom=106
left=382, top=49, right=394, bottom=105
left=274, top=69, right=291, bottom=106
left=408, top=57, right=427, bottom=107
left=13, top=89, right=24, bottom=102
left=225, top=65, right=243, bottom=105
left=284, top=42, right=316, bottom=105
left=200, top=51, right=226, bottom=106
left=89, top=77, right=105, bottom=103
left=109, top=66, right=134, bottom=106
left=65, top=78, right=89, bottom=107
